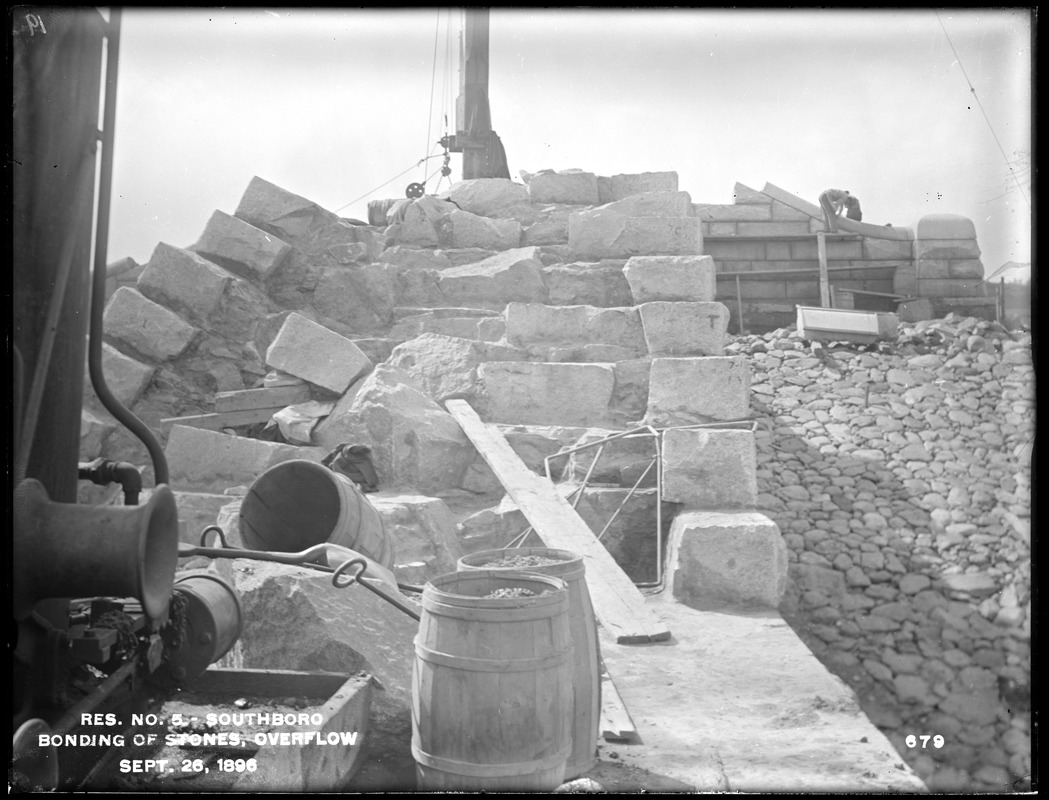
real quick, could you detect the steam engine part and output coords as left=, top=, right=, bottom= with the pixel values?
left=13, top=478, right=180, bottom=622
left=160, top=572, right=244, bottom=684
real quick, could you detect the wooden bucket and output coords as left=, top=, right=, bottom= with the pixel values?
left=412, top=570, right=573, bottom=791
left=238, top=460, right=394, bottom=569
left=458, top=548, right=600, bottom=778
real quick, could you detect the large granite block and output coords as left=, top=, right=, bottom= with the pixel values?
left=644, top=357, right=750, bottom=426
left=265, top=313, right=373, bottom=395
left=662, top=428, right=757, bottom=508
left=103, top=287, right=199, bottom=362
left=665, top=510, right=788, bottom=610
left=639, top=301, right=730, bottom=356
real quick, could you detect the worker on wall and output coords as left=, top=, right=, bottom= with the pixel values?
left=818, top=188, right=851, bottom=232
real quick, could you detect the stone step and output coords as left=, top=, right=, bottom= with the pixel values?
left=388, top=308, right=505, bottom=343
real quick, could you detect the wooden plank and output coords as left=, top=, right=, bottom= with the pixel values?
left=445, top=399, right=670, bottom=644
left=160, top=406, right=281, bottom=432
left=599, top=658, right=640, bottom=743
left=215, top=385, right=310, bottom=413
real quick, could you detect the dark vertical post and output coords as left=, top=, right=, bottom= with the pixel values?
left=456, top=9, right=498, bottom=179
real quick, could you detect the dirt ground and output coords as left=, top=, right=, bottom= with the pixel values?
left=353, top=692, right=695, bottom=793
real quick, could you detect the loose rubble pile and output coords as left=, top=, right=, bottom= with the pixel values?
left=727, top=314, right=1033, bottom=793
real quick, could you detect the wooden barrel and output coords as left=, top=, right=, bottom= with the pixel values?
left=238, top=460, right=394, bottom=570
left=458, top=548, right=600, bottom=778
left=412, top=570, right=573, bottom=791
left=367, top=198, right=399, bottom=226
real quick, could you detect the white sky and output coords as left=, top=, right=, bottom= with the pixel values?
left=108, top=8, right=1032, bottom=278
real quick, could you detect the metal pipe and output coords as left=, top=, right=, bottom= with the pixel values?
left=595, top=457, right=655, bottom=542
left=50, top=660, right=137, bottom=737
left=77, top=459, right=143, bottom=505
left=542, top=426, right=654, bottom=463
left=86, top=9, right=169, bottom=486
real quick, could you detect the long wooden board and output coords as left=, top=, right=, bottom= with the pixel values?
left=445, top=399, right=670, bottom=643
left=599, top=658, right=640, bottom=742
left=215, top=385, right=310, bottom=413
left=160, top=406, right=279, bottom=432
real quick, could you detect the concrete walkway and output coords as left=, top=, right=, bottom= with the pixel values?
left=598, top=595, right=928, bottom=793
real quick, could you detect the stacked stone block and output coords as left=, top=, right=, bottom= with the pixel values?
left=913, top=214, right=991, bottom=316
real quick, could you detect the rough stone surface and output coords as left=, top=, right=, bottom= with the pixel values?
left=165, top=425, right=323, bottom=492
left=609, top=171, right=678, bottom=199
left=190, top=209, right=292, bottom=281
left=91, top=342, right=156, bottom=407
left=737, top=315, right=1032, bottom=792
left=80, top=408, right=116, bottom=460
left=479, top=361, right=615, bottom=427
left=623, top=255, right=717, bottom=303
left=527, top=169, right=601, bottom=205
left=563, top=428, right=659, bottom=487
left=541, top=261, right=633, bottom=307
left=103, top=287, right=199, bottom=362
left=448, top=208, right=522, bottom=250
left=229, top=561, right=419, bottom=702
left=568, top=211, right=702, bottom=259
left=505, top=302, right=646, bottom=358
left=662, top=428, right=757, bottom=508
left=385, top=333, right=524, bottom=406
left=639, top=301, right=730, bottom=356
left=367, top=494, right=464, bottom=584
left=312, top=266, right=396, bottom=334
left=138, top=243, right=235, bottom=324
left=265, top=312, right=372, bottom=394
left=314, top=364, right=473, bottom=493
left=438, top=246, right=548, bottom=308
left=440, top=178, right=531, bottom=218
left=596, top=191, right=694, bottom=219
left=644, top=357, right=751, bottom=425
left=666, top=510, right=788, bottom=610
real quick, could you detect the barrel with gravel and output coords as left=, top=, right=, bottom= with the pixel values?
left=412, top=570, right=572, bottom=791
left=457, top=547, right=600, bottom=778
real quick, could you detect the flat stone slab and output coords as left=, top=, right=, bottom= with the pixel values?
left=662, top=428, right=757, bottom=508
left=103, top=287, right=199, bottom=362
left=165, top=425, right=323, bottom=492
left=265, top=312, right=372, bottom=395
left=599, top=600, right=927, bottom=792
left=479, top=362, right=616, bottom=427
left=644, top=357, right=751, bottom=426
left=639, top=301, right=729, bottom=356
left=624, top=255, right=716, bottom=303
